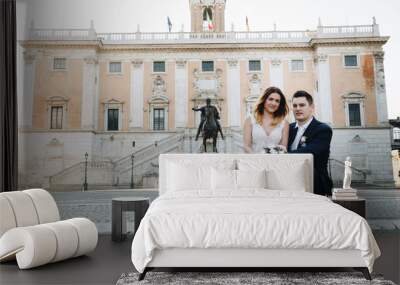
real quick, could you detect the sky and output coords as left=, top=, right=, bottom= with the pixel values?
left=16, top=0, right=400, bottom=119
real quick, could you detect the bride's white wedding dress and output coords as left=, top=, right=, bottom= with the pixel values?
left=250, top=115, right=285, bottom=153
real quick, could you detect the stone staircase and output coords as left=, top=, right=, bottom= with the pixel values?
left=49, top=133, right=184, bottom=191
left=114, top=133, right=184, bottom=187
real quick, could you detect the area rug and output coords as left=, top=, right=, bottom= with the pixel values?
left=116, top=271, right=396, bottom=285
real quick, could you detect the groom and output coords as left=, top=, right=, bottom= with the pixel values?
left=288, top=91, right=333, bottom=196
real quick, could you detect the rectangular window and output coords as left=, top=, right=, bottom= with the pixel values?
left=393, top=128, right=400, bottom=141
left=53, top=58, right=66, bottom=70
left=109, top=62, right=122, bottom=73
left=249, top=60, right=261, bottom=72
left=291, top=60, right=304, bottom=72
left=107, top=109, right=119, bottom=131
left=348, top=103, right=361, bottom=126
left=344, top=55, right=358, bottom=67
left=153, top=61, right=165, bottom=72
left=153, top=108, right=165, bottom=130
left=50, top=106, right=63, bottom=129
left=202, top=61, right=214, bottom=72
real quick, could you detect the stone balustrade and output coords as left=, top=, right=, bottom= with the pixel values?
left=27, top=24, right=379, bottom=44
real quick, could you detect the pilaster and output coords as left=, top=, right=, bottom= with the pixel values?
left=227, top=59, right=241, bottom=127
left=269, top=58, right=283, bottom=89
left=175, top=60, right=188, bottom=128
left=373, top=51, right=389, bottom=126
left=130, top=60, right=144, bottom=129
left=314, top=53, right=333, bottom=125
left=81, top=57, right=98, bottom=130
left=21, top=51, right=36, bottom=129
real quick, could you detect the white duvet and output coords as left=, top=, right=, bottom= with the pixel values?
left=131, top=190, right=380, bottom=273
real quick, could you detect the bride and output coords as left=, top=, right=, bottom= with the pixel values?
left=243, top=86, right=289, bottom=153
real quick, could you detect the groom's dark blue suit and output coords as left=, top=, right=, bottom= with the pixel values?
left=288, top=118, right=333, bottom=196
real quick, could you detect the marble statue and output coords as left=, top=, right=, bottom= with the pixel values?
left=343, top=156, right=352, bottom=189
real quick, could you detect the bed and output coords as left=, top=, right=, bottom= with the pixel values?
left=131, top=154, right=380, bottom=280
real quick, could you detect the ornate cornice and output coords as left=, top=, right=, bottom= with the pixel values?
left=99, top=43, right=312, bottom=52
left=310, top=36, right=389, bottom=47
left=21, top=40, right=101, bottom=49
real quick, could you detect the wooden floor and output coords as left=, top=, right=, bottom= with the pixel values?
left=0, top=232, right=399, bottom=285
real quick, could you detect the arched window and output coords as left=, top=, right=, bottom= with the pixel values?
left=202, top=7, right=213, bottom=31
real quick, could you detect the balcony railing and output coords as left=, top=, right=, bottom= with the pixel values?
left=27, top=24, right=380, bottom=44
left=316, top=24, right=380, bottom=38
left=29, top=28, right=97, bottom=41
left=96, top=30, right=313, bottom=44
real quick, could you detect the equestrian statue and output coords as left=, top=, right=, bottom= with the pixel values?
left=192, top=98, right=224, bottom=152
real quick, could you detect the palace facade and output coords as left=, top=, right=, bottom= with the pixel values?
left=18, top=0, right=394, bottom=190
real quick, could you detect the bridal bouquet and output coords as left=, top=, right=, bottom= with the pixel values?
left=263, top=145, right=287, bottom=154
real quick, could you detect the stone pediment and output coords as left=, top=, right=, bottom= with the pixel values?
left=102, top=99, right=124, bottom=111
left=46, top=96, right=69, bottom=103
left=103, top=98, right=123, bottom=105
left=148, top=95, right=169, bottom=104
left=342, top=92, right=365, bottom=100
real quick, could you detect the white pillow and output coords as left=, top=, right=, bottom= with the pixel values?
left=236, top=169, right=267, bottom=189
left=266, top=163, right=307, bottom=191
left=167, top=162, right=211, bottom=191
left=237, top=158, right=308, bottom=192
left=211, top=168, right=236, bottom=190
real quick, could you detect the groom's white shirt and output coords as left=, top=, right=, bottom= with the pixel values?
left=290, top=116, right=313, bottom=151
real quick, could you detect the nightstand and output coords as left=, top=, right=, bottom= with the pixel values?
left=332, top=198, right=366, bottom=218
left=112, top=197, right=150, bottom=242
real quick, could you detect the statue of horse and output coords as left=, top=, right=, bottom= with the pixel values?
left=202, top=106, right=220, bottom=152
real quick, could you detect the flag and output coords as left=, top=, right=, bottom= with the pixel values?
left=206, top=9, right=213, bottom=31
left=167, top=16, right=172, bottom=32
left=246, top=16, right=249, bottom=32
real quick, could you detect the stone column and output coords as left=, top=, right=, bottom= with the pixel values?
left=81, top=57, right=98, bottom=130
left=269, top=58, right=283, bottom=89
left=227, top=59, right=241, bottom=128
left=373, top=51, right=389, bottom=125
left=130, top=60, right=144, bottom=129
left=175, top=60, right=188, bottom=128
left=21, top=51, right=36, bottom=129
left=314, top=54, right=333, bottom=125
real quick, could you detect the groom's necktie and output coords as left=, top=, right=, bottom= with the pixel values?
left=290, top=126, right=303, bottom=151
left=291, top=118, right=313, bottom=151
left=291, top=124, right=309, bottom=151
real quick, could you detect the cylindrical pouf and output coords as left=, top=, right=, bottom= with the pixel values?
left=0, top=196, right=17, bottom=237
left=65, top=218, right=98, bottom=257
left=1, top=192, right=39, bottom=227
left=0, top=226, right=57, bottom=269
left=42, top=220, right=79, bottom=263
left=23, top=189, right=60, bottom=223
